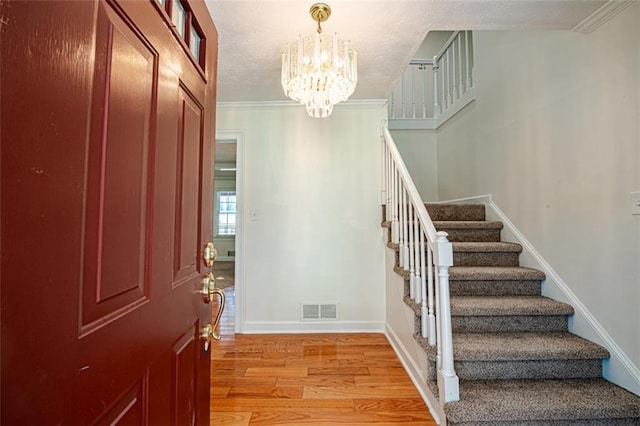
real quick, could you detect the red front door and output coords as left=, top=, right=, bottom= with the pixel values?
left=1, top=0, right=218, bottom=423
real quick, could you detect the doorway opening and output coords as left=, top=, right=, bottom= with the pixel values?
left=213, top=130, right=244, bottom=334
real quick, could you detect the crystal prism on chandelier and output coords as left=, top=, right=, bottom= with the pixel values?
left=281, top=3, right=357, bottom=118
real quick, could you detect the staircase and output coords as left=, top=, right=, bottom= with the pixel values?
left=386, top=203, right=640, bottom=425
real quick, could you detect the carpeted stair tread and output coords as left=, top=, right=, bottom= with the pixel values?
left=434, top=220, right=503, bottom=230
left=381, top=203, right=640, bottom=423
left=450, top=266, right=546, bottom=281
left=451, top=296, right=574, bottom=317
left=445, top=378, right=640, bottom=424
left=388, top=241, right=521, bottom=253
left=452, top=332, right=609, bottom=361
left=451, top=242, right=522, bottom=253
left=425, top=203, right=486, bottom=221
left=452, top=242, right=523, bottom=267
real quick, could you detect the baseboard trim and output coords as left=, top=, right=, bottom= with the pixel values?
left=433, top=194, right=492, bottom=205
left=483, top=199, right=640, bottom=396
left=240, top=321, right=385, bottom=334
left=385, top=324, right=442, bottom=425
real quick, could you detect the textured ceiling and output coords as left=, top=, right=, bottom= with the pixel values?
left=205, top=0, right=607, bottom=103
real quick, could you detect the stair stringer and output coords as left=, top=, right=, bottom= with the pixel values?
left=383, top=228, right=444, bottom=424
left=438, top=194, right=640, bottom=396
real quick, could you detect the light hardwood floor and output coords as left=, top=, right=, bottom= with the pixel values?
left=209, top=288, right=436, bottom=425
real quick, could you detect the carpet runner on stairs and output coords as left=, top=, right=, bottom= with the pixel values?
left=385, top=203, right=640, bottom=425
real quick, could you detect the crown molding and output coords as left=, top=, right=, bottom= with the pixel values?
left=572, top=0, right=635, bottom=34
left=217, top=99, right=387, bottom=110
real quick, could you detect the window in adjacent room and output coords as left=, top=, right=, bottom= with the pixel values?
left=216, top=191, right=236, bottom=236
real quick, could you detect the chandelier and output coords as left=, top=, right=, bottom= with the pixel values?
left=281, top=3, right=357, bottom=118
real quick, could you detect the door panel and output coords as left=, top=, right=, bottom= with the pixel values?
left=1, top=0, right=218, bottom=424
left=174, top=85, right=204, bottom=286
left=94, top=377, right=149, bottom=426
left=172, top=324, right=199, bottom=425
left=82, top=0, right=156, bottom=329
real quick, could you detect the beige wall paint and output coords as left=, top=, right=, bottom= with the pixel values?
left=389, top=129, right=439, bottom=201
left=436, top=5, right=639, bottom=391
left=216, top=102, right=387, bottom=332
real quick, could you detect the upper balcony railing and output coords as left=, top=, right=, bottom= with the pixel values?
left=389, top=31, right=475, bottom=129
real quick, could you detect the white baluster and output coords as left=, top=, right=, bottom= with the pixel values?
left=446, top=49, right=452, bottom=107
left=401, top=72, right=406, bottom=119
left=432, top=58, right=440, bottom=118
left=399, top=182, right=405, bottom=269
left=434, top=241, right=441, bottom=369
left=451, top=39, right=458, bottom=100
left=457, top=33, right=463, bottom=95
left=411, top=65, right=416, bottom=119
left=402, top=188, right=409, bottom=271
left=420, top=229, right=428, bottom=339
left=391, top=166, right=399, bottom=244
left=441, top=57, right=446, bottom=112
left=387, top=147, right=392, bottom=223
left=466, top=31, right=472, bottom=89
left=422, top=65, right=427, bottom=119
left=386, top=148, right=392, bottom=222
left=427, top=245, right=436, bottom=345
left=383, top=145, right=388, bottom=221
left=390, top=91, right=395, bottom=119
left=381, top=138, right=386, bottom=206
left=413, top=208, right=421, bottom=304
left=408, top=203, right=415, bottom=299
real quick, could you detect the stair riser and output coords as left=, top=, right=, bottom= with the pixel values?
left=452, top=316, right=568, bottom=333
left=439, top=228, right=501, bottom=242
left=454, top=252, right=520, bottom=267
left=453, top=359, right=603, bottom=381
left=394, top=252, right=521, bottom=271
left=401, top=270, right=545, bottom=296
left=450, top=280, right=541, bottom=296
left=426, top=204, right=486, bottom=221
left=412, top=310, right=569, bottom=334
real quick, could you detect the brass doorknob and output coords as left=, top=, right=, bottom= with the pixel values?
left=203, top=242, right=217, bottom=267
left=211, top=288, right=226, bottom=341
left=201, top=272, right=217, bottom=303
left=200, top=324, right=214, bottom=352
left=199, top=281, right=226, bottom=353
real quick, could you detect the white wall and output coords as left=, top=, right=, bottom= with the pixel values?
left=383, top=230, right=441, bottom=423
left=216, top=101, right=387, bottom=332
left=389, top=129, right=438, bottom=201
left=436, top=5, right=640, bottom=391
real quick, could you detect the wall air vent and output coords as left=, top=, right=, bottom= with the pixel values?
left=302, top=303, right=338, bottom=320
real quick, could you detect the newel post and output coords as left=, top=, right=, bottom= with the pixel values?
left=434, top=231, right=459, bottom=403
